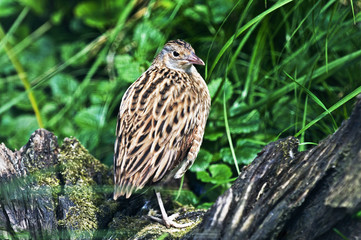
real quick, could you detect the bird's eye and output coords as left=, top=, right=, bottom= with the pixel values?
left=172, top=51, right=180, bottom=57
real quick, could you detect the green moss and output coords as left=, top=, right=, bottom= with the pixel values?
left=59, top=137, right=110, bottom=185
left=53, top=137, right=205, bottom=239
left=107, top=216, right=150, bottom=239
left=34, top=169, right=61, bottom=202
left=277, top=137, right=299, bottom=160
left=136, top=207, right=205, bottom=239
left=57, top=137, right=112, bottom=238
left=107, top=205, right=206, bottom=239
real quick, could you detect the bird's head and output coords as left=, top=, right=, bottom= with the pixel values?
left=156, top=39, right=204, bottom=73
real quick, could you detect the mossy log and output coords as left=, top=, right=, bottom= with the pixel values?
left=1, top=96, right=361, bottom=240
left=0, top=131, right=114, bottom=239
left=0, top=130, right=203, bottom=239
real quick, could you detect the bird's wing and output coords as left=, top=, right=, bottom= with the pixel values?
left=114, top=68, right=201, bottom=199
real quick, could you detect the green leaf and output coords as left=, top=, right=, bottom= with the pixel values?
left=51, top=10, right=64, bottom=24
left=170, top=190, right=198, bottom=206
left=74, top=0, right=125, bottom=29
left=19, top=0, right=46, bottom=14
left=207, top=78, right=222, bottom=99
left=19, top=37, right=56, bottom=79
left=197, top=202, right=214, bottom=209
left=221, top=139, right=262, bottom=165
left=0, top=0, right=18, bottom=17
left=42, top=102, right=58, bottom=119
left=203, top=120, right=225, bottom=141
left=115, top=55, right=143, bottom=83
left=60, top=42, right=89, bottom=66
left=208, top=78, right=233, bottom=101
left=236, top=139, right=261, bottom=165
left=215, top=101, right=260, bottom=135
left=229, top=98, right=245, bottom=117
left=133, top=22, right=165, bottom=61
left=196, top=164, right=232, bottom=184
left=223, top=80, right=233, bottom=101
left=220, top=148, right=233, bottom=165
left=77, top=130, right=99, bottom=151
left=190, top=149, right=213, bottom=172
left=49, top=74, right=78, bottom=101
left=90, top=80, right=117, bottom=105
left=0, top=115, right=38, bottom=148
left=209, top=0, right=233, bottom=23
left=209, top=164, right=232, bottom=183
left=196, top=171, right=212, bottom=183
left=183, top=4, right=209, bottom=23
left=74, top=106, right=103, bottom=129
left=14, top=90, right=46, bottom=111
left=228, top=109, right=260, bottom=134
left=204, top=131, right=224, bottom=141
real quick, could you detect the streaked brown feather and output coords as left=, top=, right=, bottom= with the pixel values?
left=114, top=40, right=210, bottom=200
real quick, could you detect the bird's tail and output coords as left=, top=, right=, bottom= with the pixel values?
left=113, top=180, right=136, bottom=200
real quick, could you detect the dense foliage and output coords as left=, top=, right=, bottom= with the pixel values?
left=1, top=0, right=361, bottom=205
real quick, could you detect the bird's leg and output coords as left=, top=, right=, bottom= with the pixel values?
left=148, top=191, right=193, bottom=228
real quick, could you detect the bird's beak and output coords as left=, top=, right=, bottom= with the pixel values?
left=187, top=52, right=205, bottom=66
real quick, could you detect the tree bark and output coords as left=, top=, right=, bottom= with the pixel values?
left=0, top=129, right=59, bottom=239
left=185, top=95, right=361, bottom=240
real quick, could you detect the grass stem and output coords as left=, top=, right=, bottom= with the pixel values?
left=0, top=24, right=44, bottom=128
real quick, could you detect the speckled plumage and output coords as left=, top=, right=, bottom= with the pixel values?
left=113, top=40, right=211, bottom=202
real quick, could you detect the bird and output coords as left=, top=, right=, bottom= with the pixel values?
left=113, top=39, right=211, bottom=228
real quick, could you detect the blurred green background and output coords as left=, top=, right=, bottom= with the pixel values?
left=1, top=0, right=361, bottom=205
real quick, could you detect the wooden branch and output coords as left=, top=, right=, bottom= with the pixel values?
left=185, top=95, right=361, bottom=240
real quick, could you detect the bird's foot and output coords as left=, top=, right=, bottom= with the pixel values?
left=148, top=212, right=193, bottom=228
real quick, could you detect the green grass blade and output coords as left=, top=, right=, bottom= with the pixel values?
left=0, top=23, right=44, bottom=128
left=350, top=0, right=356, bottom=25
left=0, top=7, right=29, bottom=49
left=8, top=21, right=52, bottom=59
left=232, top=48, right=361, bottom=118
left=0, top=92, right=27, bottom=115
left=175, top=175, right=184, bottom=201
left=223, top=86, right=240, bottom=175
left=46, top=0, right=137, bottom=127
left=333, top=228, right=349, bottom=240
left=207, top=0, right=293, bottom=81
left=205, top=0, right=244, bottom=80
left=300, top=93, right=308, bottom=152
left=210, top=2, right=259, bottom=102
left=284, top=70, right=338, bottom=129
left=295, top=85, right=361, bottom=137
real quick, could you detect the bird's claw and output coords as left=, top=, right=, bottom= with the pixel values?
left=148, top=213, right=193, bottom=228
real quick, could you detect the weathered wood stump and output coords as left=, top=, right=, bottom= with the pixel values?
left=185, top=95, right=361, bottom=240
left=0, top=132, right=112, bottom=239
left=0, top=131, right=203, bottom=239
left=1, top=95, right=361, bottom=239
left=0, top=130, right=59, bottom=239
